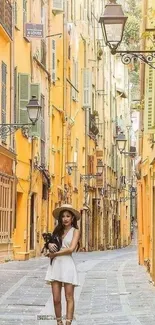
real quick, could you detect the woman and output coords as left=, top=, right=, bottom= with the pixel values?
left=45, top=204, right=81, bottom=325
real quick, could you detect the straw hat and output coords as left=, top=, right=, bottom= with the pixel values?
left=53, top=204, right=81, bottom=220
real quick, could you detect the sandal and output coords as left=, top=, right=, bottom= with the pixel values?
left=65, top=319, right=72, bottom=324
left=56, top=317, right=64, bottom=325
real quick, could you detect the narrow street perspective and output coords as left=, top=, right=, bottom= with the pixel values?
left=0, top=235, right=155, bottom=325
left=1, top=0, right=155, bottom=324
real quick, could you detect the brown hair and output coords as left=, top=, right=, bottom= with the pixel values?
left=53, top=210, right=80, bottom=251
left=53, top=210, right=79, bottom=237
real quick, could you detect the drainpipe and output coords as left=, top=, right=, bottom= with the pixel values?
left=61, top=0, right=67, bottom=189
left=10, top=6, right=14, bottom=149
left=9, top=4, right=15, bottom=258
left=115, top=82, right=118, bottom=249
left=81, top=33, right=89, bottom=251
left=47, top=0, right=52, bottom=231
left=26, top=0, right=34, bottom=254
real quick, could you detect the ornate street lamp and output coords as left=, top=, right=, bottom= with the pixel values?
left=96, top=159, right=104, bottom=175
left=99, top=0, right=127, bottom=54
left=116, top=132, right=127, bottom=153
left=116, top=132, right=137, bottom=156
left=80, top=160, right=104, bottom=182
left=26, top=95, right=41, bottom=125
left=99, top=0, right=155, bottom=69
left=0, top=96, right=41, bottom=138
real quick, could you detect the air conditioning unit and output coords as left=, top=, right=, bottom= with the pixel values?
left=52, top=0, right=63, bottom=14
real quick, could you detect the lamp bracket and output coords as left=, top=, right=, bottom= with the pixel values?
left=0, top=123, right=33, bottom=138
left=115, top=50, right=155, bottom=69
left=120, top=150, right=137, bottom=156
left=80, top=173, right=102, bottom=182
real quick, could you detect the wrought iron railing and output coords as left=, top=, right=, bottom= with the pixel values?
left=0, top=0, right=12, bottom=38
left=89, top=113, right=99, bottom=138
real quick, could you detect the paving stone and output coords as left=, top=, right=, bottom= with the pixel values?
left=0, top=242, right=155, bottom=324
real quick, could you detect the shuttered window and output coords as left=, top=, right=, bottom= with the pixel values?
left=18, top=73, right=29, bottom=124
left=53, top=0, right=63, bottom=11
left=51, top=39, right=56, bottom=82
left=83, top=69, right=92, bottom=108
left=41, top=40, right=46, bottom=67
left=1, top=62, right=7, bottom=142
left=14, top=0, right=18, bottom=26
left=88, top=155, right=94, bottom=174
left=144, top=66, right=155, bottom=133
left=0, top=174, right=15, bottom=243
left=23, top=0, right=27, bottom=34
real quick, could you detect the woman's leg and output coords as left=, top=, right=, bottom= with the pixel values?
left=64, top=283, right=75, bottom=324
left=51, top=281, right=63, bottom=324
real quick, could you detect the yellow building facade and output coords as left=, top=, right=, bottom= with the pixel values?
left=0, top=0, right=16, bottom=260
left=0, top=0, right=132, bottom=261
left=137, top=0, right=155, bottom=282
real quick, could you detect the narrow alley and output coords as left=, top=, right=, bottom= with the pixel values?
left=0, top=238, right=155, bottom=325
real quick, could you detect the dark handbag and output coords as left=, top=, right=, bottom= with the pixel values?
left=41, top=232, right=62, bottom=264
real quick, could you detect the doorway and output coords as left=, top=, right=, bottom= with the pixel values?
left=30, top=193, right=35, bottom=250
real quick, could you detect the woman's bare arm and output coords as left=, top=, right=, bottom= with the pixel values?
left=49, top=229, right=80, bottom=258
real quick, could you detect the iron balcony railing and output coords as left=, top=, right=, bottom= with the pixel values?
left=89, top=113, right=99, bottom=137
left=0, top=0, right=12, bottom=38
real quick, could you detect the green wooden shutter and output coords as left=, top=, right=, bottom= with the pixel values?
left=51, top=39, right=56, bottom=82
left=83, top=69, right=92, bottom=108
left=23, top=0, right=27, bottom=24
left=30, top=84, right=41, bottom=137
left=144, top=66, right=155, bottom=133
left=18, top=73, right=29, bottom=124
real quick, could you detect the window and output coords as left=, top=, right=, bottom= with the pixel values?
left=41, top=0, right=45, bottom=25
left=41, top=40, right=46, bottom=67
left=18, top=73, right=29, bottom=124
left=88, top=155, right=94, bottom=174
left=71, top=0, right=74, bottom=21
left=51, top=39, right=56, bottom=82
left=14, top=0, right=18, bottom=26
left=23, top=0, right=27, bottom=34
left=83, top=69, right=92, bottom=108
left=0, top=174, right=15, bottom=243
left=1, top=62, right=7, bottom=142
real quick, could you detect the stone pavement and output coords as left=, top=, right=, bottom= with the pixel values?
left=0, top=241, right=155, bottom=325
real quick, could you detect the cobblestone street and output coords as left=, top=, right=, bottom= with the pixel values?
left=0, top=241, right=155, bottom=325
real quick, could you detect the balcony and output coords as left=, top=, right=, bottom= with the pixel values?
left=89, top=113, right=99, bottom=141
left=0, top=0, right=12, bottom=39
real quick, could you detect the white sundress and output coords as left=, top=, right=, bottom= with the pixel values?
left=45, top=227, right=80, bottom=286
